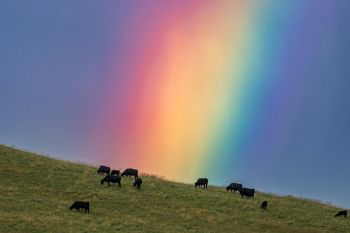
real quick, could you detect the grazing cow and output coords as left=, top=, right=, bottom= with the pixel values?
left=97, top=165, right=110, bottom=175
left=195, top=178, right=208, bottom=188
left=101, top=175, right=121, bottom=188
left=239, top=188, right=255, bottom=199
left=121, top=168, right=138, bottom=179
left=133, top=177, right=143, bottom=190
left=226, top=183, right=242, bottom=193
left=70, top=201, right=89, bottom=214
left=335, top=210, right=347, bottom=218
left=260, top=201, right=268, bottom=210
left=111, top=169, right=120, bottom=176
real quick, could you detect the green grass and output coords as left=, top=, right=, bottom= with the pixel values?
left=0, top=145, right=349, bottom=233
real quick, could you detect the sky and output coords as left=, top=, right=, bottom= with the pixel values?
left=0, top=0, right=349, bottom=208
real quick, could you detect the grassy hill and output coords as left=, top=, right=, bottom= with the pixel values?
left=0, top=145, right=348, bottom=233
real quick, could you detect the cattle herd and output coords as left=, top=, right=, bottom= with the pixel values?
left=70, top=165, right=348, bottom=221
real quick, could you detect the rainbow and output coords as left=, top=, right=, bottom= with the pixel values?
left=87, top=1, right=329, bottom=184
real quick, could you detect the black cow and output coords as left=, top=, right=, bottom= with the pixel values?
left=133, top=177, right=143, bottom=190
left=226, top=183, right=242, bottom=193
left=260, top=201, right=268, bottom=210
left=111, top=169, right=120, bottom=176
left=195, top=178, right=208, bottom=188
left=97, top=165, right=110, bottom=175
left=70, top=201, right=89, bottom=214
left=239, top=188, right=255, bottom=199
left=335, top=210, right=347, bottom=218
left=121, top=168, right=138, bottom=179
left=101, top=175, right=121, bottom=188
